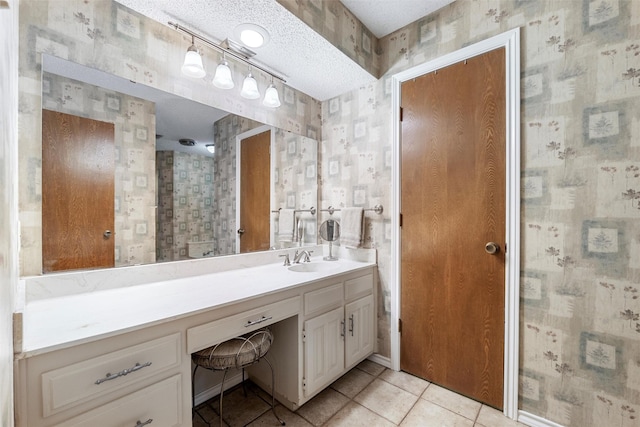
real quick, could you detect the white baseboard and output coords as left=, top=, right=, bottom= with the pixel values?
left=518, top=410, right=565, bottom=427
left=193, top=373, right=243, bottom=406
left=367, top=353, right=391, bottom=369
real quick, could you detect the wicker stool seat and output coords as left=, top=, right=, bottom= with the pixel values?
left=191, top=329, right=285, bottom=426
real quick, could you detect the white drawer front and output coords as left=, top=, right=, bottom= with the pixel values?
left=187, top=296, right=300, bottom=354
left=304, top=283, right=343, bottom=317
left=344, top=273, right=374, bottom=302
left=57, top=374, right=182, bottom=427
left=42, top=333, right=181, bottom=417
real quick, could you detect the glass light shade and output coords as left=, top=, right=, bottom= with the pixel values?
left=262, top=84, right=281, bottom=108
left=212, top=61, right=234, bottom=89
left=240, top=73, right=260, bottom=99
left=240, top=29, right=264, bottom=48
left=206, top=144, right=215, bottom=154
left=181, top=46, right=206, bottom=78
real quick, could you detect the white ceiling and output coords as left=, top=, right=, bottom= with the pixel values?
left=341, top=0, right=454, bottom=38
left=116, top=0, right=454, bottom=102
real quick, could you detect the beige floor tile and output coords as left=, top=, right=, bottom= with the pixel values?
left=354, top=378, right=419, bottom=424
left=355, top=359, right=386, bottom=376
left=296, top=387, right=350, bottom=426
left=194, top=402, right=224, bottom=426
left=330, top=368, right=375, bottom=398
left=325, top=401, right=395, bottom=427
left=400, top=399, right=474, bottom=427
left=421, top=384, right=481, bottom=421
left=379, top=369, right=430, bottom=396
left=248, top=405, right=313, bottom=427
left=475, top=405, right=525, bottom=427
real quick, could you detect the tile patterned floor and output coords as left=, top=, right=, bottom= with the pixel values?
left=193, top=360, right=528, bottom=427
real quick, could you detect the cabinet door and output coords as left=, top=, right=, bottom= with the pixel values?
left=303, top=307, right=344, bottom=397
left=345, top=294, right=375, bottom=369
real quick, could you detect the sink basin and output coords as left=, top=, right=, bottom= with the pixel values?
left=288, top=263, right=337, bottom=273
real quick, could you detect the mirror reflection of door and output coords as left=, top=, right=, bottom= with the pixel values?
left=42, top=109, right=115, bottom=273
left=239, top=130, right=271, bottom=253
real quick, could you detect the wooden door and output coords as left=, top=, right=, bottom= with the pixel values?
left=400, top=48, right=506, bottom=409
left=239, top=130, right=270, bottom=253
left=42, top=109, right=115, bottom=272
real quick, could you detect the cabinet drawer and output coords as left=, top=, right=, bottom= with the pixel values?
left=57, top=374, right=182, bottom=427
left=304, top=283, right=343, bottom=317
left=345, top=273, right=374, bottom=302
left=187, top=296, right=300, bottom=354
left=41, top=333, right=181, bottom=417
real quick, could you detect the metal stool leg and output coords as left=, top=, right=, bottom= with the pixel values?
left=241, top=368, right=248, bottom=397
left=219, top=368, right=228, bottom=427
left=192, top=365, right=210, bottom=426
left=262, top=357, right=285, bottom=426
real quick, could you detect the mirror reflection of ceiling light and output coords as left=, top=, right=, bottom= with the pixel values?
left=206, top=144, right=215, bottom=154
left=235, top=23, right=269, bottom=48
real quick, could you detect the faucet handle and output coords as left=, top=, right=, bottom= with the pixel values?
left=279, top=254, right=291, bottom=266
left=304, top=250, right=313, bottom=262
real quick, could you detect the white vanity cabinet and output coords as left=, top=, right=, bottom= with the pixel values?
left=16, top=259, right=376, bottom=426
left=302, top=270, right=375, bottom=400
left=15, top=323, right=190, bottom=427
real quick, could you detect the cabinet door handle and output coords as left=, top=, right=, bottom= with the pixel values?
left=94, top=361, right=152, bottom=385
left=135, top=419, right=153, bottom=427
left=245, top=315, right=273, bottom=327
left=340, top=320, right=345, bottom=338
left=349, top=314, right=354, bottom=337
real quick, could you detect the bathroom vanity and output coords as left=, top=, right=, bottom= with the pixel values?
left=13, top=246, right=376, bottom=426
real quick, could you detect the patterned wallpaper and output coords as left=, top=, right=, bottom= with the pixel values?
left=41, top=72, right=157, bottom=270
left=277, top=0, right=379, bottom=77
left=156, top=150, right=215, bottom=262
left=17, top=0, right=321, bottom=276
left=316, top=1, right=640, bottom=426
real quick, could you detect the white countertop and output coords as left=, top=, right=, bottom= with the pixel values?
left=19, top=256, right=375, bottom=358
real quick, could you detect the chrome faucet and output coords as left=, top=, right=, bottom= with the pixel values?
left=293, top=250, right=313, bottom=263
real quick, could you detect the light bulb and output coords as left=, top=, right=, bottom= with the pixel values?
left=240, top=73, right=260, bottom=99
left=262, top=84, right=281, bottom=108
left=181, top=45, right=205, bottom=78
left=212, top=61, right=234, bottom=89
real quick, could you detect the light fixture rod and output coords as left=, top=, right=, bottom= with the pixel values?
left=169, top=21, right=286, bottom=83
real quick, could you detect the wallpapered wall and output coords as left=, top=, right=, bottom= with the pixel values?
left=310, top=0, right=640, bottom=426
left=41, top=72, right=157, bottom=270
left=17, top=0, right=321, bottom=276
left=156, top=151, right=215, bottom=262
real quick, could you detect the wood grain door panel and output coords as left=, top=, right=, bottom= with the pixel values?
left=239, top=130, right=271, bottom=253
left=400, top=48, right=506, bottom=409
left=42, top=110, right=115, bottom=272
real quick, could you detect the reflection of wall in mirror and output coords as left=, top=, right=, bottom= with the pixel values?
left=213, top=114, right=264, bottom=256
left=272, top=129, right=318, bottom=246
left=41, top=72, right=156, bottom=269
left=156, top=151, right=215, bottom=261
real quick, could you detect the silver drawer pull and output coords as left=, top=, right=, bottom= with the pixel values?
left=349, top=314, right=354, bottom=336
left=94, top=361, right=152, bottom=385
left=135, top=419, right=153, bottom=427
left=245, top=315, right=273, bottom=327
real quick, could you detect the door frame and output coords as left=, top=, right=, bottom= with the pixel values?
left=235, top=125, right=275, bottom=253
left=390, top=28, right=520, bottom=419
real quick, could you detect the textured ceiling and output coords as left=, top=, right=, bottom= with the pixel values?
left=341, top=0, right=455, bottom=38
left=116, top=0, right=377, bottom=102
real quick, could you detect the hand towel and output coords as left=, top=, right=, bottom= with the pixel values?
left=340, top=207, right=364, bottom=248
left=277, top=209, right=295, bottom=242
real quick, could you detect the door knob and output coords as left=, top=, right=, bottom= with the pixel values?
left=485, top=242, right=500, bottom=255
left=103, top=230, right=112, bottom=239
left=237, top=228, right=245, bottom=235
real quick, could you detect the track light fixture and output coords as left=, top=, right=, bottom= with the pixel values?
left=170, top=21, right=285, bottom=108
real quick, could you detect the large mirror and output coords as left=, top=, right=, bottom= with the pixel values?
left=40, top=54, right=318, bottom=273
